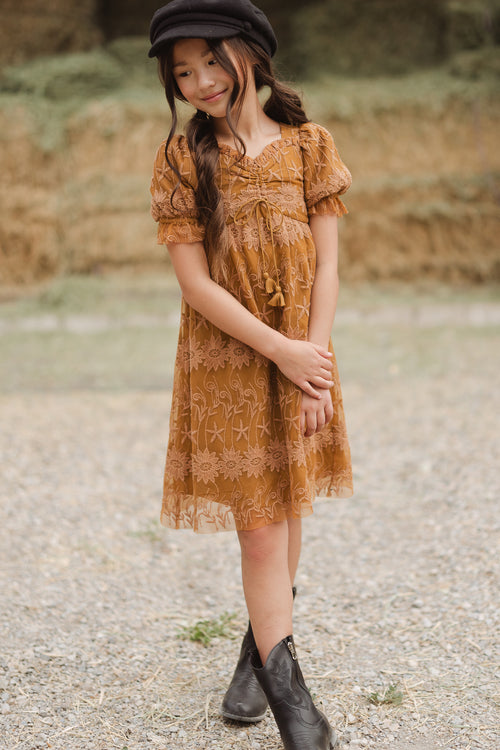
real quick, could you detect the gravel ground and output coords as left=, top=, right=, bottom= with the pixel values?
left=0, top=287, right=499, bottom=750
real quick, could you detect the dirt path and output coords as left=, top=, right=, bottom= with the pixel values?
left=0, top=287, right=499, bottom=749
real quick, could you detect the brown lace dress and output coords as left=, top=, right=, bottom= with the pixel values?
left=150, top=121, right=353, bottom=533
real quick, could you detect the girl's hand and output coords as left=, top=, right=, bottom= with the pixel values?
left=274, top=339, right=333, bottom=398
left=300, top=389, right=334, bottom=437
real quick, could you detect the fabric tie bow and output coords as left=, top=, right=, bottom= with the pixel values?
left=234, top=197, right=285, bottom=308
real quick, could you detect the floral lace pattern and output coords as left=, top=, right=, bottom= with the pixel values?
left=150, top=122, right=353, bottom=533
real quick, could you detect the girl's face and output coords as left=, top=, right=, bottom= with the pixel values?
left=172, top=38, right=236, bottom=117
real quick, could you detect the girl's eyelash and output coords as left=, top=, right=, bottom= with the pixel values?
left=175, top=60, right=216, bottom=78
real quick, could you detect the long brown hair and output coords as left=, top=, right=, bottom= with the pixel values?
left=158, top=36, right=309, bottom=280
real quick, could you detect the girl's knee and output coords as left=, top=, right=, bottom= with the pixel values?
left=238, top=521, right=286, bottom=565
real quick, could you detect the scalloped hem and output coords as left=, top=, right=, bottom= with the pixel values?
left=160, top=482, right=353, bottom=534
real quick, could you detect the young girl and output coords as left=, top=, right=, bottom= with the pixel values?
left=148, top=1, right=353, bottom=747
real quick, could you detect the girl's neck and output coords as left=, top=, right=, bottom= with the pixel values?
left=212, top=80, right=280, bottom=148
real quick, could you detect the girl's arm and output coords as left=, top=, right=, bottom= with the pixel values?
left=167, top=240, right=334, bottom=398
left=308, top=213, right=339, bottom=347
left=300, top=213, right=339, bottom=436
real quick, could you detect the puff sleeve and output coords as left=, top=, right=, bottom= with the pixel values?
left=300, top=122, right=352, bottom=218
left=150, top=135, right=205, bottom=245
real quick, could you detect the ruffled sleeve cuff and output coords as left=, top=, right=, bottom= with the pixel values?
left=300, top=122, right=352, bottom=219
left=308, top=194, right=349, bottom=218
left=157, top=218, right=205, bottom=245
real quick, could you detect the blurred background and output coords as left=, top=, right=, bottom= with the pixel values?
left=0, top=0, right=499, bottom=288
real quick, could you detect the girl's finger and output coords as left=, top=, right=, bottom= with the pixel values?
left=325, top=403, right=334, bottom=423
left=316, top=354, right=333, bottom=367
left=306, top=411, right=316, bottom=437
left=312, top=345, right=333, bottom=359
left=310, top=376, right=334, bottom=389
left=302, top=381, right=321, bottom=399
left=318, top=361, right=333, bottom=373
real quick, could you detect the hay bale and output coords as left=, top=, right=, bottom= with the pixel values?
left=0, top=53, right=499, bottom=286
left=0, top=0, right=102, bottom=68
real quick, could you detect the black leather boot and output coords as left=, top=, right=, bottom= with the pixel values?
left=220, top=622, right=268, bottom=722
left=221, top=587, right=297, bottom=723
left=251, top=635, right=337, bottom=750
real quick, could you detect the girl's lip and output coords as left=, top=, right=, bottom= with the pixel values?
left=202, top=89, right=227, bottom=102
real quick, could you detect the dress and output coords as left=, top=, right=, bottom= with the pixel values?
left=150, top=121, right=353, bottom=533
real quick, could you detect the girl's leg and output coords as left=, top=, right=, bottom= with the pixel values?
left=238, top=520, right=293, bottom=664
left=287, top=517, right=302, bottom=585
left=221, top=518, right=301, bottom=721
left=239, top=518, right=337, bottom=747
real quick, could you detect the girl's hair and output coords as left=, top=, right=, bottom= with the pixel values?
left=158, top=36, right=309, bottom=280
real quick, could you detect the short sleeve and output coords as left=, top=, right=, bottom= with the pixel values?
left=150, top=135, right=205, bottom=245
left=300, top=122, right=352, bottom=218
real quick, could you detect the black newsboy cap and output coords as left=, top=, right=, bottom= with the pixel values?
left=148, top=0, right=277, bottom=59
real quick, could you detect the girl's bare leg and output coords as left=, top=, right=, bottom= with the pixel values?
left=238, top=520, right=293, bottom=665
left=287, top=517, right=302, bottom=585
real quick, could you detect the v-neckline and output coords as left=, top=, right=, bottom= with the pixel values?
left=217, top=124, right=287, bottom=164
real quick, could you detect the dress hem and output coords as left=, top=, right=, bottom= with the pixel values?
left=160, top=484, right=354, bottom=534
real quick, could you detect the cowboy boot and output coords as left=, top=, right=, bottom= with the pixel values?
left=251, top=635, right=338, bottom=749
left=220, top=621, right=268, bottom=722
left=221, top=587, right=297, bottom=723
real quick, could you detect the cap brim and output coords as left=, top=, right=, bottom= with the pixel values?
left=148, top=24, right=240, bottom=58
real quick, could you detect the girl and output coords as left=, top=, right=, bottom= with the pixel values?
left=148, top=1, right=353, bottom=747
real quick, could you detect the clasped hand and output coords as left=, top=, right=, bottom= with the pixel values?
left=300, top=388, right=334, bottom=437
left=274, top=339, right=333, bottom=399
left=274, top=338, right=335, bottom=437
